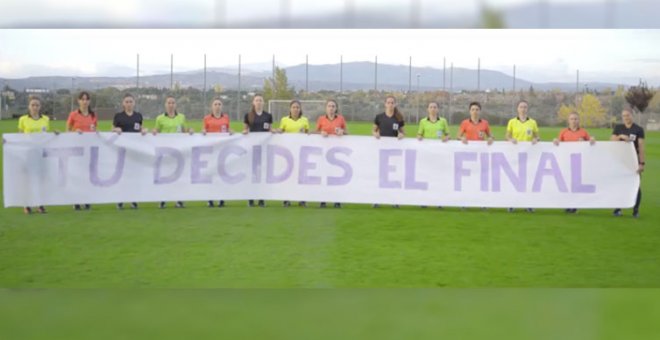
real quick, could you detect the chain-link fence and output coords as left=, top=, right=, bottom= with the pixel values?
left=1, top=86, right=651, bottom=129
left=1, top=49, right=654, bottom=130
left=1, top=87, right=253, bottom=122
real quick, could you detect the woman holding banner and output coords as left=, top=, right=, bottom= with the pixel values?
left=202, top=97, right=232, bottom=208
left=458, top=101, right=493, bottom=144
left=417, top=101, right=450, bottom=142
left=242, top=94, right=272, bottom=208
left=66, top=91, right=97, bottom=134
left=505, top=100, right=539, bottom=213
left=372, top=95, right=405, bottom=208
left=553, top=111, right=596, bottom=214
left=18, top=96, right=57, bottom=214
left=276, top=100, right=310, bottom=208
left=316, top=99, right=347, bottom=208
left=152, top=95, right=193, bottom=209
left=506, top=100, right=540, bottom=144
left=66, top=91, right=98, bottom=211
left=417, top=101, right=450, bottom=209
left=112, top=93, right=147, bottom=210
left=611, top=108, right=645, bottom=218
left=457, top=101, right=492, bottom=210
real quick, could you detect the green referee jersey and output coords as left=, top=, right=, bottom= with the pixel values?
left=417, top=116, right=450, bottom=139
left=155, top=112, right=187, bottom=133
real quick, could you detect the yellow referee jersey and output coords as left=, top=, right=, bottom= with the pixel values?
left=279, top=116, right=310, bottom=133
left=18, top=114, right=50, bottom=134
left=506, top=117, right=538, bottom=142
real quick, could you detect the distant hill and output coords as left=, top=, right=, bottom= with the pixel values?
left=1, top=61, right=625, bottom=93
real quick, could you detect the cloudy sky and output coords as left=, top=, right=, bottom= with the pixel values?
left=0, top=0, right=651, bottom=27
left=1, top=29, right=659, bottom=86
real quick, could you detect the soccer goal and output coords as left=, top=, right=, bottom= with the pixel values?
left=268, top=99, right=327, bottom=123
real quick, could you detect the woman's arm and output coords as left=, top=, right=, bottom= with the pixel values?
left=372, top=124, right=380, bottom=138
left=638, top=138, right=646, bottom=173
left=397, top=127, right=405, bottom=139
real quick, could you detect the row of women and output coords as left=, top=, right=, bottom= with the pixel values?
left=17, top=92, right=646, bottom=217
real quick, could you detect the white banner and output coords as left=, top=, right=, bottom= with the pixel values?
left=3, top=132, right=640, bottom=208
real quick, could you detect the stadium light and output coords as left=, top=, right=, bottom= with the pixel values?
left=416, top=73, right=421, bottom=122
left=237, top=54, right=242, bottom=122
left=374, top=55, right=378, bottom=91
left=203, top=54, right=207, bottom=109
left=339, top=55, right=343, bottom=93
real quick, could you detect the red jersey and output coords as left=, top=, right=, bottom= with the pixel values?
left=316, top=114, right=347, bottom=135
left=559, top=127, right=591, bottom=142
left=459, top=118, right=491, bottom=141
left=66, top=110, right=97, bottom=132
left=203, top=113, right=231, bottom=133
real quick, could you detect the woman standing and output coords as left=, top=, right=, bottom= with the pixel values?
left=112, top=93, right=146, bottom=210
left=66, top=91, right=98, bottom=211
left=506, top=100, right=539, bottom=145
left=457, top=101, right=493, bottom=210
left=373, top=95, right=405, bottom=140
left=66, top=91, right=97, bottom=134
left=276, top=100, right=310, bottom=207
left=316, top=99, right=347, bottom=208
left=373, top=95, right=405, bottom=208
left=553, top=111, right=596, bottom=213
left=417, top=101, right=450, bottom=209
left=458, top=101, right=493, bottom=144
left=505, top=100, right=539, bottom=213
left=611, top=108, right=645, bottom=218
left=417, top=101, right=450, bottom=142
left=153, top=95, right=192, bottom=209
left=202, top=97, right=232, bottom=208
left=242, top=94, right=272, bottom=208
left=18, top=96, right=56, bottom=214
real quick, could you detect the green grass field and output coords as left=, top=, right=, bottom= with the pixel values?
left=1, top=119, right=658, bottom=288
left=1, top=119, right=659, bottom=339
left=1, top=289, right=660, bottom=339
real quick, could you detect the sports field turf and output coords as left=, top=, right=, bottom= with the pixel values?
left=1, top=119, right=658, bottom=288
left=1, top=119, right=659, bottom=339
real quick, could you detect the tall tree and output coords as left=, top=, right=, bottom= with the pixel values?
left=625, top=80, right=655, bottom=125
left=579, top=93, right=607, bottom=127
left=608, top=85, right=626, bottom=117
left=557, top=103, right=574, bottom=124
left=263, top=67, right=294, bottom=103
left=648, top=89, right=660, bottom=113
left=625, top=80, right=654, bottom=113
left=557, top=94, right=606, bottom=127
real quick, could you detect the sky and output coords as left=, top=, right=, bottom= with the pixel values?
left=0, top=29, right=659, bottom=86
left=0, top=0, right=642, bottom=27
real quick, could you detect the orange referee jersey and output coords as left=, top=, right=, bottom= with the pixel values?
left=203, top=113, right=231, bottom=133
left=66, top=110, right=97, bottom=132
left=459, top=118, right=491, bottom=141
left=316, top=114, right=347, bottom=135
left=559, top=127, right=590, bottom=142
